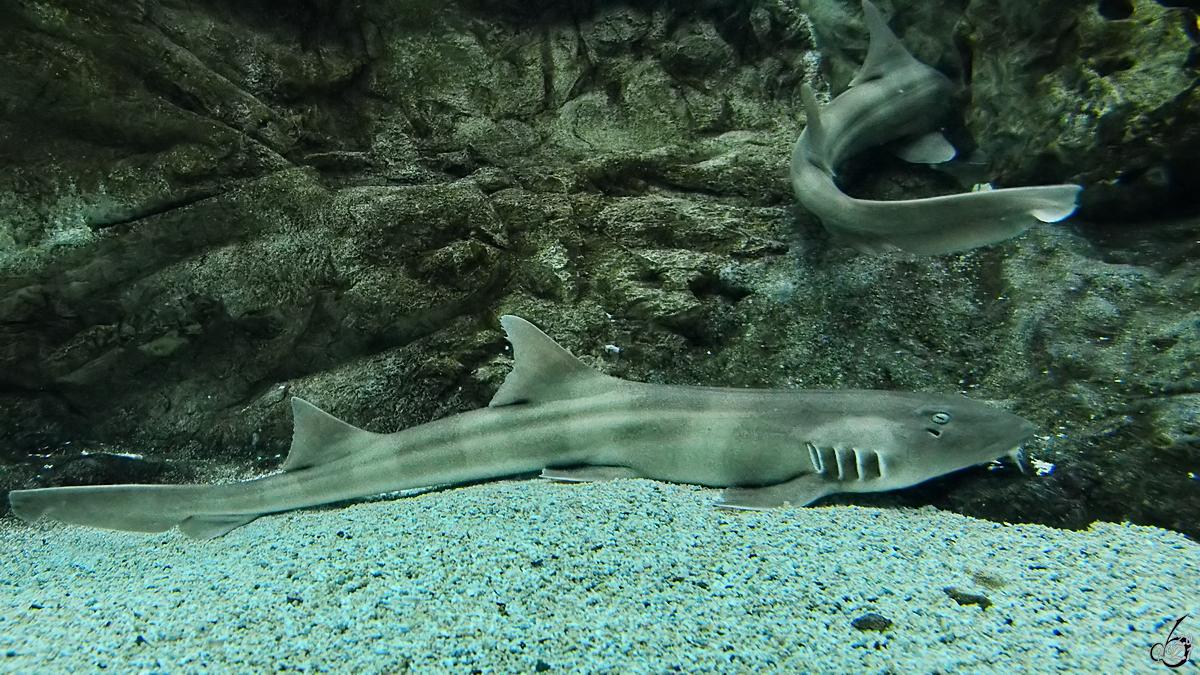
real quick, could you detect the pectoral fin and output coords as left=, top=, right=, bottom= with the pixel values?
left=715, top=475, right=834, bottom=510
left=541, top=466, right=643, bottom=482
left=893, top=131, right=956, bottom=164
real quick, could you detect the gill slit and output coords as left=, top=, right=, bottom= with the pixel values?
left=806, top=442, right=885, bottom=481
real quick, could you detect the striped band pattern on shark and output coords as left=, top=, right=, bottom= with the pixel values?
left=9, top=316, right=1035, bottom=539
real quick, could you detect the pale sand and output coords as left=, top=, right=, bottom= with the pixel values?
left=1, top=479, right=1197, bottom=674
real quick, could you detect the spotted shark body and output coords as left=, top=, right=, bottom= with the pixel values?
left=9, top=315, right=1035, bottom=539
left=792, top=0, right=1082, bottom=254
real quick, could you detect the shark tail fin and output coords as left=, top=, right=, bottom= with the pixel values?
left=7, top=398, right=380, bottom=540
left=8, top=483, right=219, bottom=536
left=9, top=485, right=262, bottom=540
left=1027, top=187, right=1083, bottom=223
left=840, top=183, right=1083, bottom=255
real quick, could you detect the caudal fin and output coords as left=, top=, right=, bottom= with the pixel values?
left=7, top=396, right=382, bottom=540
left=9, top=484, right=264, bottom=540
left=9, top=484, right=217, bottom=534
left=836, top=183, right=1083, bottom=255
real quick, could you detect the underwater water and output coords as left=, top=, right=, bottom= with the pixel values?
left=1, top=0, right=1198, bottom=672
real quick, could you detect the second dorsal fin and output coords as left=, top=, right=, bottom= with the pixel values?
left=799, top=84, right=833, bottom=175
left=282, top=397, right=381, bottom=471
left=489, top=316, right=623, bottom=407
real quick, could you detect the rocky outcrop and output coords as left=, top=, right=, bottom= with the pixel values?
left=1, top=0, right=1196, bottom=539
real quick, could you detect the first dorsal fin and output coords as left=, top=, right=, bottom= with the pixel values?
left=489, top=315, right=623, bottom=407
left=282, top=397, right=381, bottom=471
left=849, top=0, right=921, bottom=87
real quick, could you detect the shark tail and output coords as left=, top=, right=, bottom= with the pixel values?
left=8, top=397, right=379, bottom=540
left=6, top=483, right=253, bottom=539
left=834, top=184, right=1083, bottom=255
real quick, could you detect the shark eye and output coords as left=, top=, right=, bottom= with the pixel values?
left=931, top=412, right=951, bottom=425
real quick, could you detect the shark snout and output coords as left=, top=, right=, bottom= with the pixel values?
left=982, top=410, right=1038, bottom=466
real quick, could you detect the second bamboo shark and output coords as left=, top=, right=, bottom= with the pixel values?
left=9, top=315, right=1036, bottom=539
left=793, top=0, right=1082, bottom=254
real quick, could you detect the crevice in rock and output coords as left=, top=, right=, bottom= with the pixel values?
left=1098, top=0, right=1136, bottom=19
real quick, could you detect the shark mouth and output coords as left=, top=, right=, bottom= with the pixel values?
left=808, top=443, right=884, bottom=482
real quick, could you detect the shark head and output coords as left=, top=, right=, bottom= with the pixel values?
left=819, top=392, right=1037, bottom=492
left=716, top=389, right=1038, bottom=510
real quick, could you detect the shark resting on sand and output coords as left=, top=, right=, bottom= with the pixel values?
left=792, top=0, right=1083, bottom=255
left=9, top=316, right=1036, bottom=539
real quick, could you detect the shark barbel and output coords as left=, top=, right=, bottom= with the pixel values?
left=9, top=316, right=1036, bottom=539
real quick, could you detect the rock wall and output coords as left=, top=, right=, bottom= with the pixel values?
left=1, top=0, right=1196, bottom=537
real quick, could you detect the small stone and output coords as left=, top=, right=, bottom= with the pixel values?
left=944, top=587, right=992, bottom=609
left=851, top=613, right=893, bottom=632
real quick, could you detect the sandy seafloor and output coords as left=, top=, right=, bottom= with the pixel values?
left=1, top=479, right=1197, bottom=674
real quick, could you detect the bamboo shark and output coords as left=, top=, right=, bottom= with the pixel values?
left=8, top=315, right=1035, bottom=539
left=792, top=0, right=1083, bottom=254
